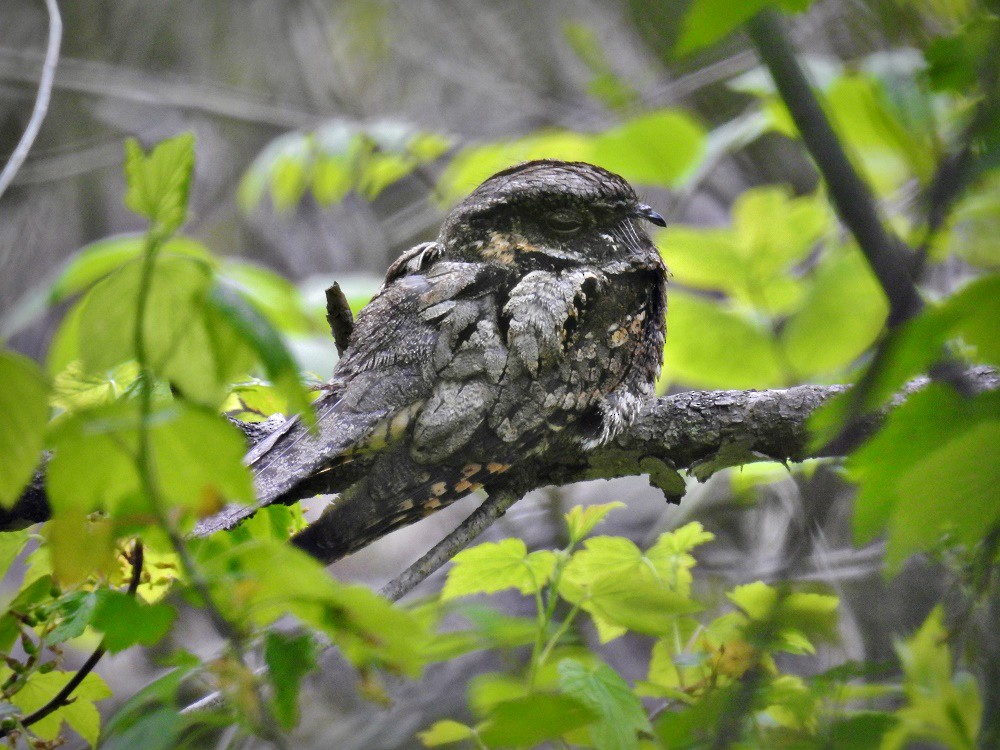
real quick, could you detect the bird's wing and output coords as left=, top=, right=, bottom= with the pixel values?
left=249, top=255, right=500, bottom=506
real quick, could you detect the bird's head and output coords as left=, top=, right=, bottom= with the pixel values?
left=438, top=160, right=666, bottom=270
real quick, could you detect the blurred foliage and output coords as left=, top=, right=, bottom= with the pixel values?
left=239, top=120, right=451, bottom=212
left=0, top=0, right=999, bottom=747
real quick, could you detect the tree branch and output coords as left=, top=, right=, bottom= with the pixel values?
left=379, top=489, right=521, bottom=601
left=4, top=368, right=997, bottom=540
left=0, top=0, right=61, bottom=201
left=744, top=8, right=923, bottom=328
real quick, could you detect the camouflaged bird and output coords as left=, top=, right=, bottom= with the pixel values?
left=247, top=160, right=667, bottom=562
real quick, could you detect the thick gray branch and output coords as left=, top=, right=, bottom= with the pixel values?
left=4, top=369, right=996, bottom=544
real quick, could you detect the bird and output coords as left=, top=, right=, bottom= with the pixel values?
left=245, top=160, right=668, bottom=563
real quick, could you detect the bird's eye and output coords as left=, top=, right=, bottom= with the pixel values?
left=545, top=210, right=584, bottom=234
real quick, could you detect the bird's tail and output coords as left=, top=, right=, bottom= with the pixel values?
left=290, top=446, right=513, bottom=562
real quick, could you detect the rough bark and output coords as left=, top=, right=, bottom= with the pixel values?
left=4, top=367, right=996, bottom=545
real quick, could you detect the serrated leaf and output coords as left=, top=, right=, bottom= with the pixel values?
left=558, top=659, right=650, bottom=750
left=442, top=539, right=557, bottom=600
left=265, top=631, right=317, bottom=729
left=564, top=502, right=625, bottom=544
left=0, top=350, right=48, bottom=507
left=644, top=522, right=714, bottom=597
left=10, top=670, right=111, bottom=745
left=46, top=591, right=97, bottom=645
left=123, top=134, right=195, bottom=235
left=727, top=581, right=780, bottom=620
left=888, top=606, right=982, bottom=750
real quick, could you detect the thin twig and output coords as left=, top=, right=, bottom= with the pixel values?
left=745, top=8, right=923, bottom=328
left=182, top=489, right=521, bottom=718
left=2, top=541, right=144, bottom=738
left=0, top=0, right=62, bottom=201
left=379, top=489, right=521, bottom=601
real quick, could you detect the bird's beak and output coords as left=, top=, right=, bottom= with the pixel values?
left=634, top=203, right=666, bottom=227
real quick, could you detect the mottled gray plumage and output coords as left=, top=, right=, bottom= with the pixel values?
left=250, top=160, right=668, bottom=561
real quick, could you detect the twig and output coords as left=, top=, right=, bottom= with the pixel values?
left=324, top=282, right=355, bottom=356
left=182, top=489, right=521, bottom=718
left=0, top=0, right=61, bottom=201
left=1, top=541, right=144, bottom=738
left=379, top=489, right=521, bottom=601
left=7, top=368, right=999, bottom=537
left=745, top=8, right=923, bottom=328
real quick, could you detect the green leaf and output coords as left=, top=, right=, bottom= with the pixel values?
left=47, top=400, right=254, bottom=517
left=418, top=720, right=475, bottom=746
left=583, top=573, right=702, bottom=639
left=100, top=707, right=186, bottom=750
left=76, top=253, right=256, bottom=405
left=123, top=134, right=196, bottom=235
left=558, top=659, right=650, bottom=750
left=644, top=522, right=715, bottom=597
left=101, top=665, right=191, bottom=746
left=9, top=670, right=111, bottom=745
left=782, top=248, right=888, bottom=377
left=90, top=590, right=176, bottom=652
left=0, top=350, right=48, bottom=507
left=732, top=187, right=829, bottom=280
left=564, top=502, right=625, bottom=544
left=849, top=386, right=1000, bottom=569
left=205, top=283, right=312, bottom=421
left=0, top=527, right=31, bottom=578
left=476, top=694, right=597, bottom=748
left=441, top=539, right=557, bottom=600
left=218, top=260, right=315, bottom=335
left=49, top=234, right=215, bottom=304
left=661, top=291, right=786, bottom=389
left=675, top=0, right=770, bottom=56
left=591, top=110, right=706, bottom=187
left=46, top=591, right=97, bottom=645
left=197, top=538, right=425, bottom=675
left=562, top=22, right=640, bottom=110
left=438, top=132, right=594, bottom=203
left=265, top=631, right=317, bottom=729
left=827, top=713, right=898, bottom=750
left=50, top=361, right=139, bottom=413
left=887, top=606, right=982, bottom=750
left=728, top=581, right=780, bottom=620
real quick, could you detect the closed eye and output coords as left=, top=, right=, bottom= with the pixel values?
left=545, top=210, right=585, bottom=234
